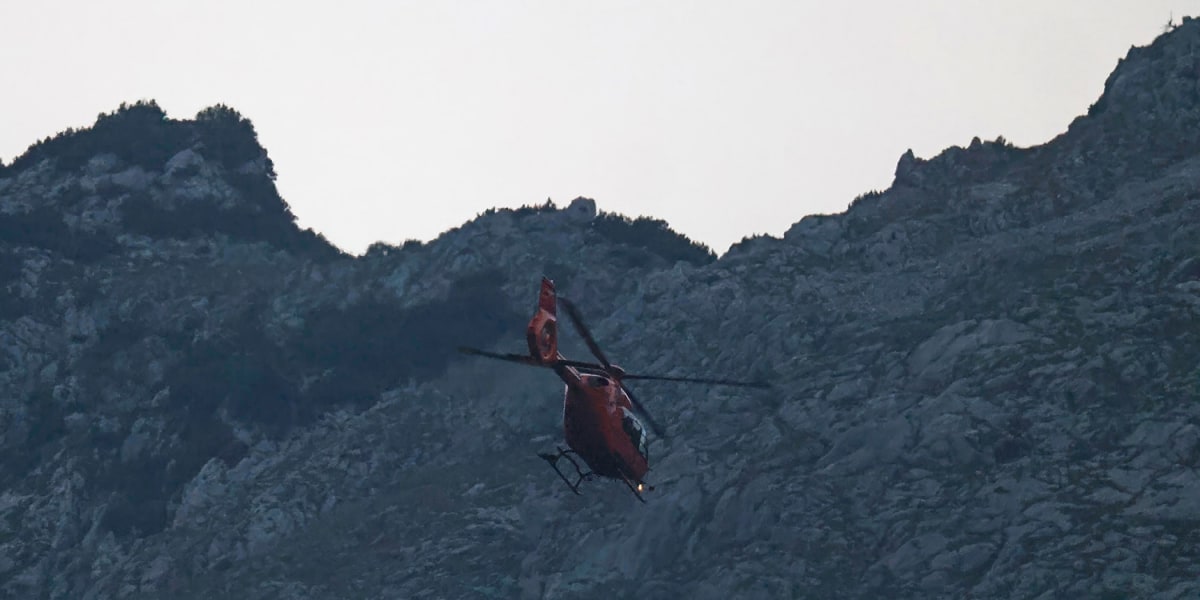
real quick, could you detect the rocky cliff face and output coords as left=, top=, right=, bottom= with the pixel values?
left=2, top=21, right=1200, bottom=600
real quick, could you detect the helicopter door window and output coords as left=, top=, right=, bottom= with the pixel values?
left=588, top=375, right=609, bottom=387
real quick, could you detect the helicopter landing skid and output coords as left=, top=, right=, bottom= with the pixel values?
left=617, top=469, right=653, bottom=504
left=538, top=446, right=594, bottom=496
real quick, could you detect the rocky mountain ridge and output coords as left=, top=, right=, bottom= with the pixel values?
left=1, top=19, right=1199, bottom=599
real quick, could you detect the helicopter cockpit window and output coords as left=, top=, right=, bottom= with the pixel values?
left=621, top=408, right=649, bottom=463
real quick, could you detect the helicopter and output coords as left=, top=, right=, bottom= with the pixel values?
left=459, top=277, right=768, bottom=502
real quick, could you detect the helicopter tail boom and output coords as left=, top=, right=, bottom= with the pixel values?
left=526, top=277, right=560, bottom=364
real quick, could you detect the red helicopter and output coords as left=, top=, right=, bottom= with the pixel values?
left=460, top=277, right=768, bottom=502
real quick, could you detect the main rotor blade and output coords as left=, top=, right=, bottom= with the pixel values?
left=459, top=347, right=613, bottom=373
left=554, top=358, right=611, bottom=371
left=621, top=373, right=772, bottom=389
left=457, top=347, right=547, bottom=368
left=620, top=382, right=666, bottom=438
left=557, top=297, right=613, bottom=370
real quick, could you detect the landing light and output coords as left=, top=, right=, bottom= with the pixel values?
left=637, top=483, right=644, bottom=492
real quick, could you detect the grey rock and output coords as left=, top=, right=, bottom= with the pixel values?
left=817, top=414, right=913, bottom=473
left=564, top=196, right=597, bottom=223
left=110, top=166, right=152, bottom=190
left=164, top=148, right=204, bottom=176
left=85, top=153, right=122, bottom=176
left=908, top=319, right=1033, bottom=386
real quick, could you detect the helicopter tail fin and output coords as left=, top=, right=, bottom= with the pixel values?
left=526, top=277, right=559, bottom=363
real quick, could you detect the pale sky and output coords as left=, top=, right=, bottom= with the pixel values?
left=1, top=2, right=1195, bottom=255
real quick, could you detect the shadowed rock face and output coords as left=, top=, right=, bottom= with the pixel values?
left=2, top=20, right=1200, bottom=600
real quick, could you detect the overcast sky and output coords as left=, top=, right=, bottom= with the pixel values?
left=2, top=2, right=1195, bottom=254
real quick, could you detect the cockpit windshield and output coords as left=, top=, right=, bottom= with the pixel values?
left=621, top=407, right=649, bottom=462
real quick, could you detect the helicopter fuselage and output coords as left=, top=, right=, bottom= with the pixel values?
left=558, top=367, right=650, bottom=483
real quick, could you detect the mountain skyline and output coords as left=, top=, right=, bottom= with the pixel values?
left=1, top=2, right=1195, bottom=255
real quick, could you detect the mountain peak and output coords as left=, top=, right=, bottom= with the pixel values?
left=0, top=101, right=341, bottom=261
left=2, top=101, right=273, bottom=179
left=1087, top=16, right=1200, bottom=121
left=886, top=19, right=1200, bottom=196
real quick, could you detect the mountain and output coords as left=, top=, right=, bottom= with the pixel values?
left=1, top=19, right=1199, bottom=600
